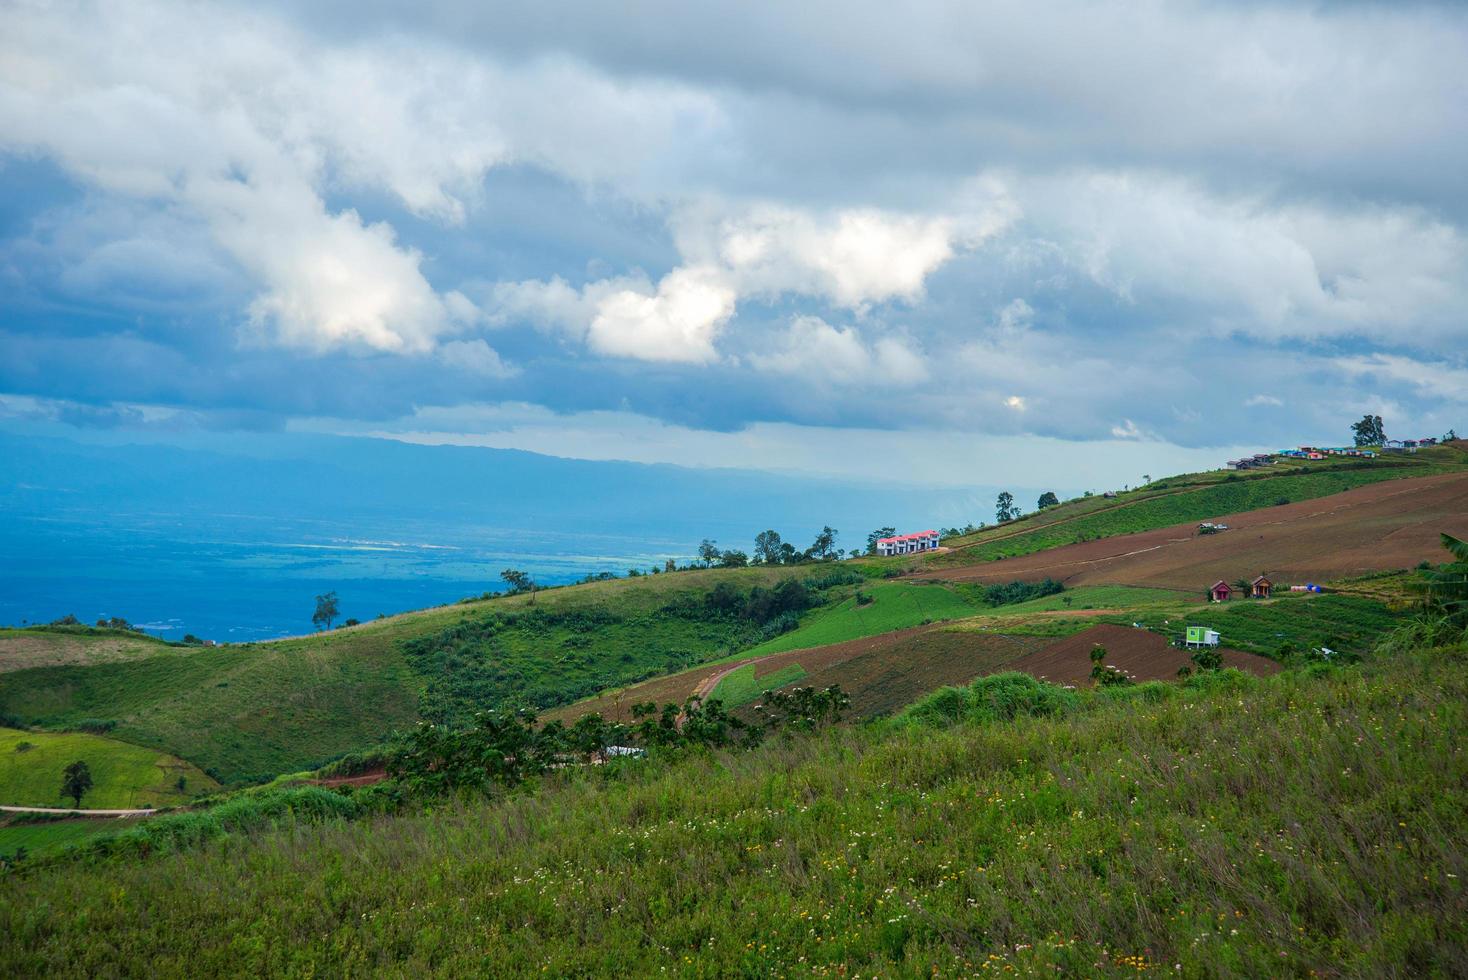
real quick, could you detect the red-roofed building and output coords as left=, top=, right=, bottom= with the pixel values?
left=875, top=530, right=940, bottom=557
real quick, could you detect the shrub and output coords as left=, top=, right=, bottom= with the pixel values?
left=900, top=672, right=1079, bottom=728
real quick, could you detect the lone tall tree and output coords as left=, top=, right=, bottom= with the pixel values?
left=996, top=491, right=1016, bottom=523
left=311, top=590, right=339, bottom=631
left=500, top=569, right=534, bottom=595
left=808, top=526, right=838, bottom=561
left=1351, top=414, right=1386, bottom=446
left=1037, top=491, right=1060, bottom=510
left=61, top=760, right=92, bottom=807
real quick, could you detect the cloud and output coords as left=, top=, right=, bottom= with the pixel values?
left=491, top=195, right=1009, bottom=362
left=437, top=339, right=515, bottom=378
left=1110, top=419, right=1144, bottom=440
left=1244, top=394, right=1283, bottom=408
left=1333, top=354, right=1468, bottom=404
left=749, top=316, right=927, bottom=385
left=586, top=266, right=737, bottom=363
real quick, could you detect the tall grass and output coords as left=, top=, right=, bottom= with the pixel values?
left=2, top=644, right=1463, bottom=976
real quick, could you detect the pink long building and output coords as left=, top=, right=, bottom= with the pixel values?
left=875, top=530, right=940, bottom=556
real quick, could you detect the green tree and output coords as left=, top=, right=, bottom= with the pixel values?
left=500, top=569, right=535, bottom=595
left=808, top=526, right=838, bottom=561
left=753, top=529, right=783, bottom=564
left=718, top=549, right=749, bottom=568
left=1422, top=533, right=1468, bottom=627
left=1444, top=428, right=1459, bottom=442
left=61, top=760, right=93, bottom=807
left=698, top=539, right=721, bottom=567
left=311, top=591, right=339, bottom=631
left=996, top=492, right=1016, bottom=523
left=1036, top=491, right=1060, bottom=509
left=1350, top=414, right=1385, bottom=446
left=866, top=527, right=896, bottom=554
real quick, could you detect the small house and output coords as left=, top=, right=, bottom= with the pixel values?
left=1209, top=580, right=1232, bottom=602
left=875, top=530, right=941, bottom=557
left=1250, top=575, right=1272, bottom=599
left=1185, top=626, right=1220, bottom=648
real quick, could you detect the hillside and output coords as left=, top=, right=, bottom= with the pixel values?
left=915, top=470, right=1468, bottom=590
left=1, top=643, right=1463, bottom=975
left=0, top=453, right=1459, bottom=790
left=923, top=441, right=1468, bottom=567
left=0, top=728, right=217, bottom=809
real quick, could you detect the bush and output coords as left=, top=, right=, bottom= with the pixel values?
left=984, top=578, right=1064, bottom=606
left=899, top=672, right=1080, bottom=728
left=70, top=719, right=117, bottom=735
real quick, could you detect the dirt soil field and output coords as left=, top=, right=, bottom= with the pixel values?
left=1002, top=623, right=1283, bottom=688
left=545, top=625, right=1047, bottom=724
left=914, top=471, right=1468, bottom=591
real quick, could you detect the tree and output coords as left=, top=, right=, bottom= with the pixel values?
left=311, top=591, right=339, bottom=631
left=777, top=542, right=801, bottom=565
left=1421, top=533, right=1468, bottom=627
left=698, top=539, right=721, bottom=567
left=1036, top=491, right=1060, bottom=510
left=809, top=526, right=838, bottom=561
left=1445, top=428, right=1459, bottom=442
left=61, top=760, right=92, bottom=807
left=866, top=527, right=896, bottom=555
left=753, top=529, right=783, bottom=564
left=996, top=491, right=1016, bottom=523
left=1233, top=577, right=1252, bottom=598
left=1350, top=414, right=1386, bottom=447
left=500, top=569, right=534, bottom=595
left=718, top=549, right=749, bottom=568
left=664, top=558, right=677, bottom=574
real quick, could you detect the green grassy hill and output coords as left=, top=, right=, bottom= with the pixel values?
left=2, top=641, right=1462, bottom=976
left=0, top=728, right=218, bottom=808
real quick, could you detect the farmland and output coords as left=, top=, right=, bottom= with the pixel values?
left=1001, top=623, right=1282, bottom=687
left=917, top=470, right=1468, bottom=592
left=2, top=641, right=1463, bottom=976
left=927, top=444, right=1467, bottom=564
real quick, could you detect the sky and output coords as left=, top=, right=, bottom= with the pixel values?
left=1, top=0, right=1465, bottom=489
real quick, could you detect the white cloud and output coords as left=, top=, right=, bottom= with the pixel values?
left=0, top=0, right=727, bottom=355
left=586, top=266, right=736, bottom=363
left=1334, top=353, right=1468, bottom=403
left=1005, top=396, right=1026, bottom=411
left=1018, top=171, right=1468, bottom=344
left=437, top=339, right=515, bottom=378
left=749, top=315, right=928, bottom=385
left=1110, top=419, right=1144, bottom=439
left=1244, top=394, right=1283, bottom=407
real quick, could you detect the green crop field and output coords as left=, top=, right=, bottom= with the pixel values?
left=710, top=663, right=808, bottom=708
left=0, top=728, right=218, bottom=808
left=2, top=641, right=1462, bottom=976
left=968, top=584, right=1191, bottom=614
left=742, top=582, right=982, bottom=656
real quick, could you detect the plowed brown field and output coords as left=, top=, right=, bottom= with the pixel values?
left=914, top=471, right=1468, bottom=591
left=1004, top=623, right=1282, bottom=687
left=544, top=626, right=1049, bottom=723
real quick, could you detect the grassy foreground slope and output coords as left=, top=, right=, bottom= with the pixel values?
left=0, top=728, right=218, bottom=809
left=2, top=646, right=1463, bottom=976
